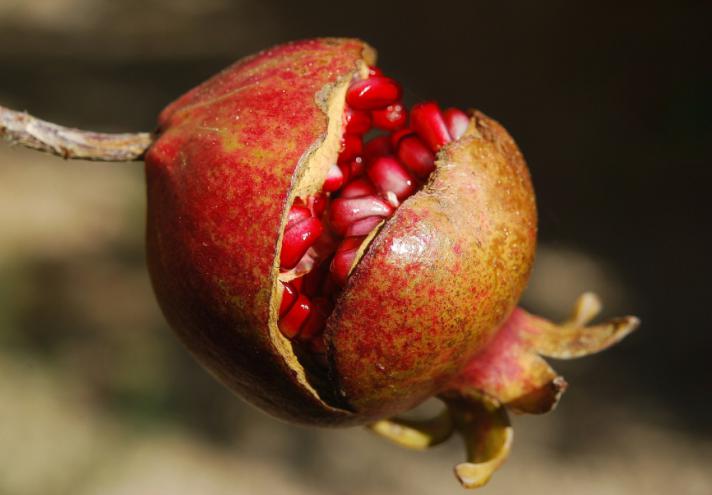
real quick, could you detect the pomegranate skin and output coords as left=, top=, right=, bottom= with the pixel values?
left=327, top=113, right=536, bottom=417
left=144, top=38, right=536, bottom=426
left=145, top=38, right=373, bottom=425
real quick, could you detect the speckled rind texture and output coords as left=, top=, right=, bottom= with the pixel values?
left=327, top=112, right=537, bottom=419
left=144, top=38, right=371, bottom=426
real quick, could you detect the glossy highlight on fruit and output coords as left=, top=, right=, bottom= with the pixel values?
left=142, top=38, right=639, bottom=489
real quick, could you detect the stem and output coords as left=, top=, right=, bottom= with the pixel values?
left=0, top=104, right=154, bottom=162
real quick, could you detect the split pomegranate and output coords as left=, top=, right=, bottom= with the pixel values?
left=142, top=38, right=638, bottom=488
left=276, top=72, right=470, bottom=359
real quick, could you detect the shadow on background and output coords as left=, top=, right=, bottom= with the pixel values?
left=0, top=1, right=710, bottom=494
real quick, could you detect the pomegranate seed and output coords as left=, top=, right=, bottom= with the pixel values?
left=300, top=310, right=324, bottom=341
left=443, top=108, right=469, bottom=140
left=336, top=236, right=366, bottom=254
left=339, top=133, right=363, bottom=162
left=372, top=103, right=407, bottom=131
left=348, top=156, right=365, bottom=177
left=368, top=66, right=383, bottom=77
left=410, top=102, right=451, bottom=152
left=344, top=107, right=372, bottom=134
left=384, top=191, right=399, bottom=208
left=390, top=128, right=415, bottom=148
left=323, top=164, right=345, bottom=192
left=307, top=193, right=327, bottom=217
left=331, top=237, right=365, bottom=286
left=278, top=293, right=312, bottom=339
left=300, top=297, right=332, bottom=341
left=363, top=135, right=392, bottom=162
left=279, top=281, right=298, bottom=317
left=340, top=178, right=377, bottom=198
left=280, top=217, right=324, bottom=269
left=345, top=216, right=383, bottom=236
left=338, top=162, right=351, bottom=183
left=397, top=136, right=436, bottom=178
left=328, top=195, right=394, bottom=235
left=367, top=156, right=417, bottom=201
left=308, top=228, right=340, bottom=262
left=346, top=76, right=402, bottom=111
left=286, top=204, right=312, bottom=230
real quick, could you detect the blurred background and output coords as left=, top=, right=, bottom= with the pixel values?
left=0, top=0, right=710, bottom=494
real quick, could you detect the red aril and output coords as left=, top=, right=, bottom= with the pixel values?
left=372, top=103, right=407, bottom=131
left=340, top=134, right=363, bottom=161
left=330, top=236, right=365, bottom=286
left=367, top=156, right=417, bottom=201
left=340, top=178, right=377, bottom=198
left=328, top=195, right=394, bottom=235
left=286, top=204, right=312, bottom=229
left=279, top=281, right=298, bottom=317
left=396, top=136, right=436, bottom=178
left=280, top=217, right=324, bottom=269
left=299, top=297, right=331, bottom=340
left=278, top=293, right=312, bottom=339
left=323, top=164, right=345, bottom=192
left=410, top=102, right=452, bottom=152
left=390, top=128, right=415, bottom=148
left=344, top=107, right=372, bottom=134
left=443, top=107, right=469, bottom=140
left=346, top=76, right=402, bottom=110
left=363, top=135, right=392, bottom=162
left=307, top=193, right=327, bottom=217
left=347, top=157, right=365, bottom=177
left=344, top=216, right=382, bottom=237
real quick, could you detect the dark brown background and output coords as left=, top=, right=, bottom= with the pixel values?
left=0, top=1, right=710, bottom=493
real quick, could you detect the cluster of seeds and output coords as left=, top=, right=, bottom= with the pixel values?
left=277, top=67, right=469, bottom=355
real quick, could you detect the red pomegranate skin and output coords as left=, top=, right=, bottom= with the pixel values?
left=145, top=38, right=373, bottom=425
left=144, top=37, right=537, bottom=426
left=327, top=113, right=536, bottom=417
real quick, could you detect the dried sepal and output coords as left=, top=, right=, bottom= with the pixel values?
left=446, top=396, right=512, bottom=490
left=370, top=293, right=638, bottom=489
left=528, top=292, right=640, bottom=359
left=368, top=408, right=454, bottom=450
left=369, top=391, right=512, bottom=490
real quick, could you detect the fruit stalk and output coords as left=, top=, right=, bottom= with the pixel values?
left=0, top=104, right=152, bottom=161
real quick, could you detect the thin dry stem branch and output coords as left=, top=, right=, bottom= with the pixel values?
left=0, top=104, right=153, bottom=161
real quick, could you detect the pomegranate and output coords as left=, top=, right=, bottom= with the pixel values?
left=0, top=37, right=639, bottom=489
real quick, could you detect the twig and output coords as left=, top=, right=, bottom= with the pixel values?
left=0, top=104, right=153, bottom=162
